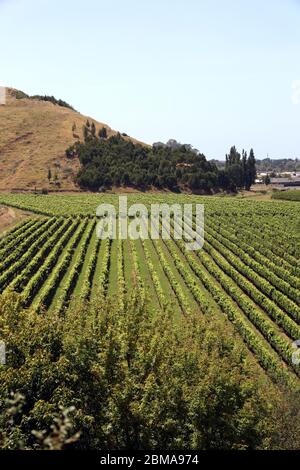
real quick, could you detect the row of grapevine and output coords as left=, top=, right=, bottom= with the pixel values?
left=55, top=220, right=96, bottom=312
left=173, top=237, right=298, bottom=386
left=203, top=229, right=300, bottom=325
left=0, top=218, right=33, bottom=245
left=152, top=239, right=192, bottom=315
left=141, top=239, right=166, bottom=308
left=9, top=218, right=72, bottom=293
left=162, top=239, right=211, bottom=315
left=117, top=240, right=125, bottom=311
left=203, top=235, right=300, bottom=341
left=207, top=217, right=300, bottom=290
left=33, top=220, right=90, bottom=311
left=195, top=248, right=298, bottom=373
left=0, top=218, right=61, bottom=291
left=79, top=237, right=101, bottom=302
left=130, top=240, right=145, bottom=306
left=96, top=238, right=111, bottom=300
left=220, top=215, right=299, bottom=272
left=248, top=217, right=299, bottom=257
left=183, top=215, right=300, bottom=341
left=0, top=218, right=54, bottom=272
left=21, top=219, right=80, bottom=307
left=206, top=222, right=300, bottom=302
left=0, top=218, right=40, bottom=254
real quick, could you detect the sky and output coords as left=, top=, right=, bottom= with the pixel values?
left=1, top=0, right=300, bottom=159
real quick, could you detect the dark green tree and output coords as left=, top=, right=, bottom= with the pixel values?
left=83, top=125, right=89, bottom=143
left=247, top=148, right=257, bottom=188
left=226, top=146, right=241, bottom=167
left=242, top=150, right=247, bottom=188
left=98, top=127, right=107, bottom=139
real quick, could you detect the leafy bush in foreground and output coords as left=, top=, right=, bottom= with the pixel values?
left=1, top=291, right=299, bottom=450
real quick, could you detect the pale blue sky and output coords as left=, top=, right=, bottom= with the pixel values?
left=1, top=0, right=300, bottom=159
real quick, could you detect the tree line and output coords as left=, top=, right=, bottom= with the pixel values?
left=225, top=146, right=257, bottom=190
left=30, top=95, right=74, bottom=110
left=213, top=157, right=300, bottom=175
left=12, top=89, right=74, bottom=110
left=66, top=122, right=257, bottom=193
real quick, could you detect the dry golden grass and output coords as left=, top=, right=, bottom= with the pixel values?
left=0, top=205, right=38, bottom=234
left=0, top=88, right=143, bottom=190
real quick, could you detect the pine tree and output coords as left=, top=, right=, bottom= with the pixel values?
left=47, top=168, right=52, bottom=181
left=91, top=122, right=96, bottom=137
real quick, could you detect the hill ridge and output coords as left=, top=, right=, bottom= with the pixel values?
left=0, top=87, right=143, bottom=190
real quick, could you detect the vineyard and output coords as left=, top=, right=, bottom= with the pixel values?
left=0, top=193, right=299, bottom=389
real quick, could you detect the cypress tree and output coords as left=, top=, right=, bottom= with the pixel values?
left=246, top=149, right=256, bottom=190
left=242, top=150, right=247, bottom=189
left=83, top=125, right=89, bottom=142
left=98, top=127, right=107, bottom=139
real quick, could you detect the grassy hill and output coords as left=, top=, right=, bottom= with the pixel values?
left=0, top=88, right=142, bottom=191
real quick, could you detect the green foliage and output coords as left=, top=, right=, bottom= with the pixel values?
left=12, top=89, right=74, bottom=110
left=98, top=127, right=108, bottom=139
left=30, top=95, right=74, bottom=110
left=225, top=146, right=256, bottom=190
left=0, top=194, right=299, bottom=451
left=68, top=134, right=236, bottom=193
left=0, top=290, right=295, bottom=450
left=213, top=158, right=300, bottom=174
left=257, top=158, right=300, bottom=173
left=272, top=190, right=300, bottom=202
left=12, top=90, right=30, bottom=100
left=90, top=122, right=96, bottom=137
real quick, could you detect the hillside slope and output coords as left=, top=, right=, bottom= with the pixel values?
left=0, top=88, right=141, bottom=190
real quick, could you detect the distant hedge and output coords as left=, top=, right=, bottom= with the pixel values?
left=272, top=190, right=300, bottom=202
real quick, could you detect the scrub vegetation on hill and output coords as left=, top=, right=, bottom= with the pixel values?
left=66, top=123, right=257, bottom=193
left=11, top=89, right=74, bottom=110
